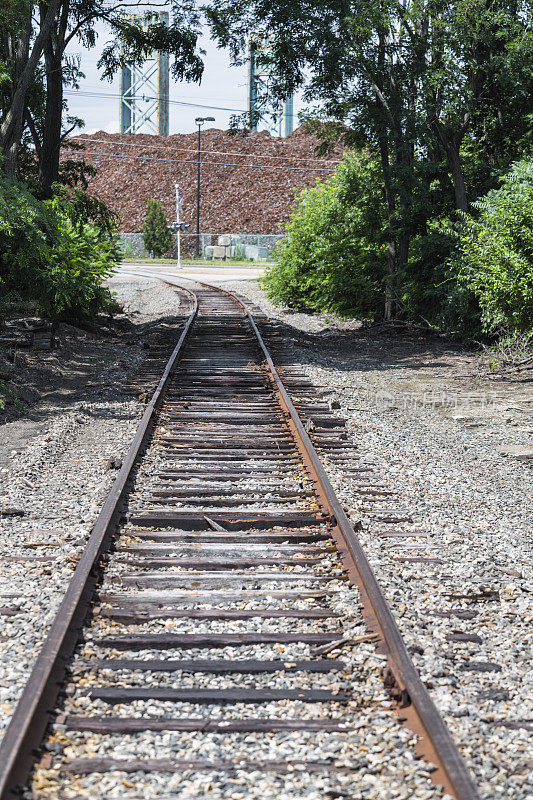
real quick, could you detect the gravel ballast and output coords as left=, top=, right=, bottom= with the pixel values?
left=210, top=276, right=532, bottom=800
left=3, top=269, right=530, bottom=799
left=0, top=276, right=189, bottom=740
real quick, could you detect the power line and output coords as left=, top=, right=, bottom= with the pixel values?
left=68, top=84, right=249, bottom=106
left=60, top=147, right=335, bottom=172
left=64, top=88, right=247, bottom=114
left=67, top=135, right=342, bottom=165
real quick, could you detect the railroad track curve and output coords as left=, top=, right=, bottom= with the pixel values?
left=0, top=279, right=481, bottom=800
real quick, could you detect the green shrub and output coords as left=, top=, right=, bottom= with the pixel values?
left=40, top=214, right=118, bottom=318
left=451, top=157, right=533, bottom=334
left=263, top=151, right=387, bottom=317
left=122, top=242, right=135, bottom=259
left=142, top=198, right=173, bottom=258
left=400, top=219, right=483, bottom=336
left=0, top=177, right=120, bottom=319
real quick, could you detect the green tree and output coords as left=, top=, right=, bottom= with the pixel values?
left=142, top=198, right=173, bottom=258
left=451, top=157, right=533, bottom=335
left=407, top=0, right=533, bottom=213
left=34, top=1, right=204, bottom=196
left=206, top=0, right=533, bottom=318
left=0, top=0, right=62, bottom=176
left=0, top=1, right=204, bottom=190
left=264, top=151, right=387, bottom=317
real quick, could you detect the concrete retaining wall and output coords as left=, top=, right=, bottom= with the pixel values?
left=120, top=232, right=284, bottom=261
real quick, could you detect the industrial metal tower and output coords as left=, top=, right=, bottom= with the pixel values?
left=120, top=12, right=169, bottom=136
left=248, top=36, right=294, bottom=137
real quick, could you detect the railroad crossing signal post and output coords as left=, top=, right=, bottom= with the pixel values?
left=175, top=183, right=182, bottom=268
left=169, top=184, right=189, bottom=268
left=194, top=116, right=215, bottom=257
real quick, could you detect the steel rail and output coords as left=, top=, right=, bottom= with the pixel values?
left=239, top=298, right=481, bottom=800
left=0, top=289, right=198, bottom=800
left=145, top=271, right=481, bottom=800
left=0, top=272, right=481, bottom=800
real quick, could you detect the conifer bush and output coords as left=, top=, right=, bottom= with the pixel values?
left=142, top=199, right=173, bottom=258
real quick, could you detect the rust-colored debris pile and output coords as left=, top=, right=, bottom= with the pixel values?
left=62, top=128, right=343, bottom=233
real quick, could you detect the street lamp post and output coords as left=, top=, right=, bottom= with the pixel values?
left=195, top=116, right=215, bottom=257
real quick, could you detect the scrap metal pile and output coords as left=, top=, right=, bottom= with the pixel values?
left=63, top=128, right=343, bottom=234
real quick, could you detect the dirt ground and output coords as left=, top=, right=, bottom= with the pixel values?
left=0, top=276, right=189, bottom=466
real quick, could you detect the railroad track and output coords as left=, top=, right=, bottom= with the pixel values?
left=0, top=282, right=480, bottom=799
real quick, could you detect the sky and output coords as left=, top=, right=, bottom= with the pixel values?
left=64, top=15, right=305, bottom=137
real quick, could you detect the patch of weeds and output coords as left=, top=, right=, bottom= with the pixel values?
left=0, top=365, right=26, bottom=414
left=0, top=366, right=12, bottom=411
left=484, top=331, right=533, bottom=372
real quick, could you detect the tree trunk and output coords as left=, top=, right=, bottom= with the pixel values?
left=377, top=128, right=397, bottom=321
left=0, top=0, right=63, bottom=176
left=444, top=141, right=468, bottom=214
left=398, top=233, right=409, bottom=270
left=39, top=43, right=63, bottom=196
left=384, top=239, right=396, bottom=321
left=430, top=119, right=469, bottom=213
left=25, top=109, right=42, bottom=158
left=1, top=22, right=31, bottom=176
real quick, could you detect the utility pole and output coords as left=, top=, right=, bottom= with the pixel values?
left=194, top=116, right=215, bottom=257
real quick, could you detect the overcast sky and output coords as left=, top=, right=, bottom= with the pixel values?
left=65, top=16, right=305, bottom=137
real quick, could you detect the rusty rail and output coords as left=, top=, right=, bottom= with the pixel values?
left=0, top=275, right=481, bottom=800
left=0, top=290, right=198, bottom=799
left=239, top=295, right=481, bottom=800
left=154, top=272, right=481, bottom=800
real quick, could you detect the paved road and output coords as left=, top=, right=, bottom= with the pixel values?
left=119, top=262, right=265, bottom=283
